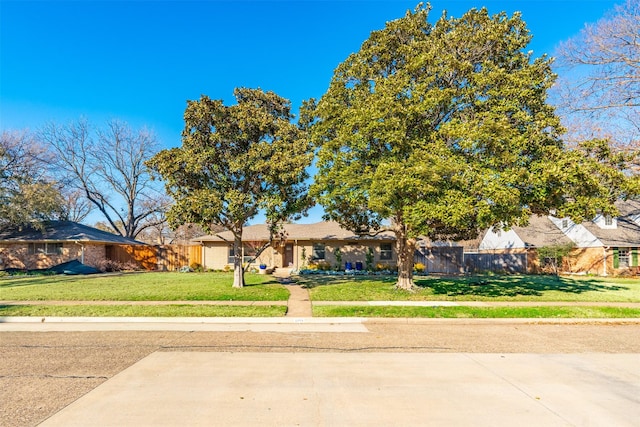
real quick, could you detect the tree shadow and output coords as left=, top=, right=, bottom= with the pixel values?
left=415, top=275, right=630, bottom=298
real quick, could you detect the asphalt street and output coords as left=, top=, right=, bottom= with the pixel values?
left=2, top=321, right=639, bottom=426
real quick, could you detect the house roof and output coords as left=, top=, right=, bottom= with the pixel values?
left=0, top=221, right=144, bottom=245
left=581, top=199, right=640, bottom=247
left=511, top=215, right=573, bottom=248
left=192, top=221, right=397, bottom=243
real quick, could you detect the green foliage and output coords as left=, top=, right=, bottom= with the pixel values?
left=147, top=88, right=313, bottom=287
left=1, top=131, right=63, bottom=228
left=537, top=242, right=576, bottom=275
left=308, top=5, right=632, bottom=289
left=333, top=247, right=343, bottom=270
left=365, top=247, right=374, bottom=271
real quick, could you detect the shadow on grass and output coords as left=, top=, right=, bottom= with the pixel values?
left=414, top=275, right=629, bottom=298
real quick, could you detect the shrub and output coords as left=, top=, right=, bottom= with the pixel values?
left=190, top=262, right=204, bottom=272
left=414, top=262, right=425, bottom=273
left=96, top=259, right=141, bottom=272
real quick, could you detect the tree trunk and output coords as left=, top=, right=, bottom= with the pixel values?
left=232, top=232, right=245, bottom=288
left=394, top=222, right=417, bottom=291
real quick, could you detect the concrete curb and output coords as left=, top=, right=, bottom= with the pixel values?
left=1, top=316, right=638, bottom=325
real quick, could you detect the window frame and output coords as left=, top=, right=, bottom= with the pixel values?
left=379, top=243, right=393, bottom=260
left=312, top=243, right=326, bottom=261
left=28, top=242, right=63, bottom=255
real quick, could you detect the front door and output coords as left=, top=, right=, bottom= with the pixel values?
left=284, top=244, right=294, bottom=267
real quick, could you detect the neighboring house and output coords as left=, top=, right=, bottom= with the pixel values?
left=478, top=200, right=640, bottom=275
left=0, top=221, right=144, bottom=270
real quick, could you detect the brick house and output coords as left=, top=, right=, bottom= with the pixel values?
left=0, top=221, right=144, bottom=271
left=478, top=200, right=640, bottom=275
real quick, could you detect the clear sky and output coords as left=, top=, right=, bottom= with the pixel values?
left=0, top=0, right=621, bottom=223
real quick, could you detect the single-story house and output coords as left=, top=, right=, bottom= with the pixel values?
left=192, top=221, right=397, bottom=271
left=0, top=221, right=145, bottom=271
left=192, top=221, right=468, bottom=273
left=478, top=200, right=640, bottom=275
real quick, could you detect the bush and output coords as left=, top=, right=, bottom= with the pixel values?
left=414, top=262, right=425, bottom=273
left=96, top=259, right=141, bottom=272
left=190, top=262, right=204, bottom=272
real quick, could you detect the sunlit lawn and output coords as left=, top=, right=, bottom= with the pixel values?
left=300, top=274, right=640, bottom=302
left=0, top=304, right=287, bottom=317
left=0, top=272, right=289, bottom=301
left=313, top=305, right=640, bottom=318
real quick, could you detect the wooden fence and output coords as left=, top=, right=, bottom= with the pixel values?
left=414, top=247, right=465, bottom=274
left=463, top=252, right=528, bottom=274
left=108, top=244, right=202, bottom=271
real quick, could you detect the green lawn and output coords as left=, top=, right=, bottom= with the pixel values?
left=0, top=272, right=289, bottom=301
left=314, top=305, right=640, bottom=318
left=0, top=304, right=287, bottom=317
left=301, top=274, right=640, bottom=302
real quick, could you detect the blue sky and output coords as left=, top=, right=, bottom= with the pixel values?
left=0, top=0, right=620, bottom=223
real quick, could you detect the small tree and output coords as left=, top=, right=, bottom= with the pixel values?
left=148, top=88, right=313, bottom=288
left=537, top=242, right=576, bottom=276
left=0, top=131, right=63, bottom=228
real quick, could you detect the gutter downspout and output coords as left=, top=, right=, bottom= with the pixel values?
left=74, top=241, right=85, bottom=264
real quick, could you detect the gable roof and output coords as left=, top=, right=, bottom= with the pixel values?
left=0, top=221, right=144, bottom=245
left=192, top=221, right=397, bottom=243
left=581, top=199, right=640, bottom=247
left=511, top=215, right=573, bottom=248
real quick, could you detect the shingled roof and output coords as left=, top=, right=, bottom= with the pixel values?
left=192, top=221, right=396, bottom=243
left=511, top=215, right=573, bottom=248
left=0, top=221, right=143, bottom=245
left=581, top=199, right=640, bottom=247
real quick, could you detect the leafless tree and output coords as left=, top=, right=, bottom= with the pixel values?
left=553, top=0, right=639, bottom=148
left=40, top=119, right=169, bottom=239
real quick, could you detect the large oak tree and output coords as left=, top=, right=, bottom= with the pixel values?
left=148, top=88, right=313, bottom=288
left=310, top=5, right=629, bottom=290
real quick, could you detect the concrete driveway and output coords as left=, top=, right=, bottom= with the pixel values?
left=38, top=351, right=639, bottom=426
left=3, top=320, right=639, bottom=427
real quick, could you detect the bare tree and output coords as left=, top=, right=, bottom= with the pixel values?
left=553, top=0, right=639, bottom=147
left=40, top=119, right=168, bottom=239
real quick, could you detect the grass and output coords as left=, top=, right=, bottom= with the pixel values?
left=301, top=274, right=640, bottom=302
left=313, top=305, right=640, bottom=318
left=0, top=304, right=286, bottom=317
left=0, top=272, right=289, bottom=301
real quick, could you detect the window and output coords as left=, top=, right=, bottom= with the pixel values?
left=561, top=219, right=568, bottom=228
left=605, top=215, right=613, bottom=226
left=380, top=243, right=393, bottom=260
left=228, top=244, right=259, bottom=264
left=312, top=243, right=325, bottom=260
left=28, top=242, right=63, bottom=255
left=618, top=248, right=629, bottom=268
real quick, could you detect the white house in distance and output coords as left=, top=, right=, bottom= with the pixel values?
left=479, top=200, right=640, bottom=275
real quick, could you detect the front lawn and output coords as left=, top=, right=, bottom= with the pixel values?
left=0, top=272, right=289, bottom=301
left=313, top=305, right=640, bottom=318
left=301, top=274, right=640, bottom=302
left=0, top=304, right=287, bottom=317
